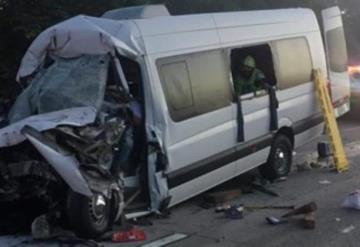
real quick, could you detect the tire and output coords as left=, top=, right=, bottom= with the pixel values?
left=66, top=190, right=111, bottom=238
left=259, top=134, right=293, bottom=181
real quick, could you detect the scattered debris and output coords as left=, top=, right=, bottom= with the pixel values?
left=319, top=179, right=332, bottom=185
left=342, top=190, right=360, bottom=210
left=112, top=228, right=146, bottom=243
left=303, top=212, right=316, bottom=229
left=341, top=225, right=355, bottom=234
left=296, top=151, right=334, bottom=171
left=245, top=205, right=295, bottom=211
left=203, top=189, right=242, bottom=204
left=31, top=214, right=51, bottom=240
left=215, top=204, right=231, bottom=213
left=266, top=216, right=288, bottom=225
left=267, top=202, right=317, bottom=230
left=250, top=183, right=279, bottom=197
left=296, top=161, right=313, bottom=171
left=31, top=214, right=78, bottom=241
left=224, top=204, right=244, bottom=219
left=140, top=233, right=188, bottom=247
left=281, top=202, right=317, bottom=218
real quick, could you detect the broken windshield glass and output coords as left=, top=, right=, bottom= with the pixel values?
left=8, top=54, right=110, bottom=124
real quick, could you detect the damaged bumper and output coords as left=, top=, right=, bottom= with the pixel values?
left=21, top=125, right=93, bottom=197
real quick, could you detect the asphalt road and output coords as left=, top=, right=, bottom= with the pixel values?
left=1, top=105, right=360, bottom=247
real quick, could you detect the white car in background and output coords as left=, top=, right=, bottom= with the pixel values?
left=349, top=67, right=360, bottom=93
left=348, top=66, right=360, bottom=116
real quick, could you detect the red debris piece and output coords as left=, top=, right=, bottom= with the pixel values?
left=112, top=229, right=146, bottom=243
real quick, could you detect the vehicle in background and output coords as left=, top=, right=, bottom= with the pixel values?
left=348, top=66, right=360, bottom=93
left=348, top=65, right=360, bottom=118
left=0, top=5, right=350, bottom=238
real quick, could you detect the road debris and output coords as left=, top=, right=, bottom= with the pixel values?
left=303, top=212, right=316, bottom=229
left=341, top=225, right=355, bottom=234
left=112, top=228, right=146, bottom=243
left=31, top=214, right=51, bottom=240
left=319, top=179, right=332, bottom=185
left=266, top=216, right=288, bottom=225
left=281, top=202, right=317, bottom=218
left=296, top=161, right=313, bottom=171
left=245, top=205, right=295, bottom=211
left=224, top=204, right=244, bottom=219
left=267, top=202, right=318, bottom=229
left=215, top=204, right=231, bottom=213
left=296, top=151, right=334, bottom=171
left=342, top=190, right=360, bottom=209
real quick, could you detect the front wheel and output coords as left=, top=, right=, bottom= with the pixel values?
left=259, top=134, right=293, bottom=181
left=66, top=190, right=111, bottom=238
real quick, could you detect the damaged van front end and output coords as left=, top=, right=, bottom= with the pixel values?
left=0, top=15, right=170, bottom=238
left=0, top=106, right=126, bottom=237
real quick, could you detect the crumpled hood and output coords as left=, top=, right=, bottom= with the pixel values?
left=0, top=107, right=96, bottom=148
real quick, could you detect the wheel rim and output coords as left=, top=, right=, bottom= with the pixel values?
left=89, top=194, right=107, bottom=225
left=274, top=145, right=289, bottom=175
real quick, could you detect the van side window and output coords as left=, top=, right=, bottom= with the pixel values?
left=158, top=50, right=232, bottom=122
left=160, top=61, right=195, bottom=111
left=271, top=37, right=313, bottom=89
left=326, top=27, right=348, bottom=73
left=230, top=44, right=277, bottom=97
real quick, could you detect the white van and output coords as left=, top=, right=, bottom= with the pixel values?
left=0, top=5, right=350, bottom=237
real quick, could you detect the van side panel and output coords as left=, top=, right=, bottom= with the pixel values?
left=140, top=9, right=328, bottom=207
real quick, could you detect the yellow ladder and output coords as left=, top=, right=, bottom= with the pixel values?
left=313, top=69, right=348, bottom=172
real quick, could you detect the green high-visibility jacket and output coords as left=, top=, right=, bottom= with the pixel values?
left=234, top=68, right=266, bottom=95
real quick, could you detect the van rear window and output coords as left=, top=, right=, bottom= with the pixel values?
left=326, top=27, right=348, bottom=73
left=271, top=37, right=313, bottom=90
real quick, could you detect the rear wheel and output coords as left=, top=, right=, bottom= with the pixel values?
left=66, top=190, right=111, bottom=238
left=259, top=134, right=293, bottom=181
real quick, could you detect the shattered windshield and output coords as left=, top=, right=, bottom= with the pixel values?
left=8, top=55, right=110, bottom=124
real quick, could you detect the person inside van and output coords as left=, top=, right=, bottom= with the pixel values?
left=234, top=55, right=279, bottom=130
left=111, top=97, right=142, bottom=176
left=234, top=55, right=266, bottom=95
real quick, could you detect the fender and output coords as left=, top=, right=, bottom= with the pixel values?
left=21, top=125, right=93, bottom=197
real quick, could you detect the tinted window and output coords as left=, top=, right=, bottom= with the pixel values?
left=272, top=37, right=313, bottom=89
left=158, top=50, right=231, bottom=122
left=326, top=27, right=348, bottom=73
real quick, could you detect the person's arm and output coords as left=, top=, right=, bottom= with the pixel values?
left=254, top=69, right=268, bottom=90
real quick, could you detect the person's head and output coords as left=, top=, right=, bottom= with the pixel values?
left=239, top=56, right=256, bottom=79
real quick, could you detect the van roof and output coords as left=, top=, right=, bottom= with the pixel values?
left=17, top=8, right=319, bottom=79
left=135, top=8, right=317, bottom=35
left=102, top=4, right=170, bottom=20
left=132, top=8, right=319, bottom=55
